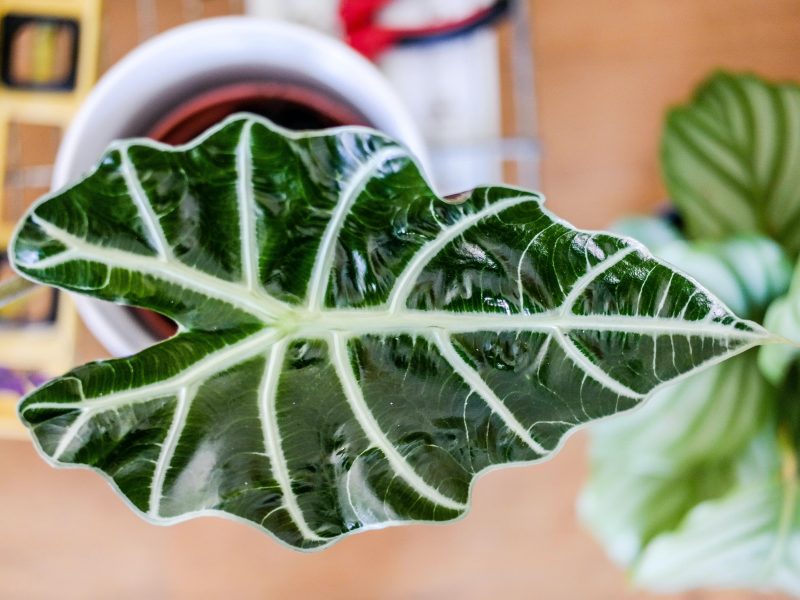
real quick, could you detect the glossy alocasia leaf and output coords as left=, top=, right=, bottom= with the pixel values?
left=581, top=232, right=800, bottom=594
left=615, top=217, right=792, bottom=322
left=12, top=115, right=774, bottom=550
left=662, top=71, right=800, bottom=257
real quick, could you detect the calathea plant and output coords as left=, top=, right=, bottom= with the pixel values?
left=7, top=113, right=786, bottom=551
left=580, top=71, right=800, bottom=594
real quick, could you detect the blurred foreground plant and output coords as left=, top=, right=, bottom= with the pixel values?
left=581, top=71, right=800, bottom=595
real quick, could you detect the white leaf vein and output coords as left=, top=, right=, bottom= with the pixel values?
left=431, top=330, right=549, bottom=455
left=26, top=216, right=287, bottom=321
left=387, top=195, right=535, bottom=313
left=236, top=121, right=261, bottom=292
left=558, top=245, right=638, bottom=316
left=306, top=146, right=407, bottom=311
left=329, top=332, right=466, bottom=511
left=553, top=329, right=643, bottom=400
left=120, top=146, right=173, bottom=261
left=149, top=385, right=194, bottom=517
left=259, top=340, right=326, bottom=542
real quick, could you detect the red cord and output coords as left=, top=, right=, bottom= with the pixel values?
left=346, top=27, right=403, bottom=61
left=339, top=0, right=506, bottom=60
left=339, top=0, right=392, bottom=32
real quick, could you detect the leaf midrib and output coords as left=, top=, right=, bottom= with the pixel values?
left=290, top=309, right=764, bottom=340
left=24, top=309, right=765, bottom=418
left=25, top=214, right=766, bottom=343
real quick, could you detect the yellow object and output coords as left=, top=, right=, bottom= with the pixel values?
left=0, top=0, right=102, bottom=121
left=0, top=291, right=77, bottom=374
left=32, top=23, right=58, bottom=84
left=0, top=0, right=101, bottom=437
left=0, top=0, right=102, bottom=202
left=0, top=256, right=78, bottom=438
left=0, top=393, right=24, bottom=438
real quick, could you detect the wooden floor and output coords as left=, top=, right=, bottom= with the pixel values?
left=3, top=0, right=800, bottom=597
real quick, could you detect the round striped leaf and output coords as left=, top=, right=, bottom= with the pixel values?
left=662, top=71, right=800, bottom=257
left=12, top=115, right=774, bottom=550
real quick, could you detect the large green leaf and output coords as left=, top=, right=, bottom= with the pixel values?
left=662, top=71, right=800, bottom=257
left=624, top=425, right=800, bottom=593
left=581, top=234, right=800, bottom=594
left=12, top=115, right=773, bottom=550
left=612, top=215, right=683, bottom=252
left=580, top=350, right=774, bottom=567
left=627, top=356, right=800, bottom=594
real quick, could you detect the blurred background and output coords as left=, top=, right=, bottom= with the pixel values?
left=1, top=0, right=800, bottom=598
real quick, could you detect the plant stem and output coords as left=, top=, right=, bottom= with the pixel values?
left=762, top=426, right=798, bottom=579
left=0, top=274, right=38, bottom=309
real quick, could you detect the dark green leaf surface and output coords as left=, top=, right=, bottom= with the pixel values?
left=12, top=115, right=773, bottom=549
left=662, top=71, right=800, bottom=257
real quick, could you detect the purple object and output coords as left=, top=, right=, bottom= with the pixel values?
left=0, top=367, right=48, bottom=396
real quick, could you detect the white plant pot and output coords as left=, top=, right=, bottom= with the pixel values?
left=52, top=16, right=427, bottom=357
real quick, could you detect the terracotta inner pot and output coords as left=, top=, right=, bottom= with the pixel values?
left=128, top=81, right=370, bottom=340
left=147, top=81, right=369, bottom=144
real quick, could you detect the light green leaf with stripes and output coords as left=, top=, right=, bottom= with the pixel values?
left=625, top=425, right=800, bottom=594
left=12, top=115, right=775, bottom=550
left=662, top=71, right=800, bottom=257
